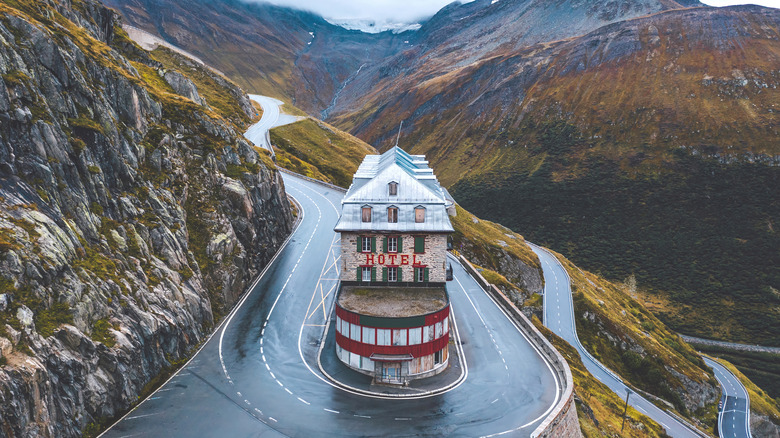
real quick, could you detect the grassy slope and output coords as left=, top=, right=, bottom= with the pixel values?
left=533, top=318, right=669, bottom=437
left=549, top=249, right=718, bottom=427
left=149, top=47, right=254, bottom=128
left=450, top=204, right=539, bottom=273
left=270, top=118, right=377, bottom=187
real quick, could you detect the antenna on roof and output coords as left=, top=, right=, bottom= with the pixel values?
left=394, top=121, right=404, bottom=148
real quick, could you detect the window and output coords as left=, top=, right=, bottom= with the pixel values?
left=377, top=329, right=391, bottom=346
left=388, top=182, right=398, bottom=196
left=415, top=206, right=425, bottom=223
left=362, top=327, right=375, bottom=345
left=342, top=318, right=349, bottom=336
left=435, top=321, right=443, bottom=339
left=392, top=329, right=407, bottom=346
left=387, top=237, right=398, bottom=253
left=408, top=327, right=421, bottom=345
left=434, top=349, right=442, bottom=365
left=362, top=266, right=371, bottom=282
left=424, top=325, right=434, bottom=343
left=387, top=207, right=398, bottom=223
left=362, top=206, right=372, bottom=222
left=414, top=236, right=425, bottom=253
left=351, top=323, right=361, bottom=341
left=361, top=236, right=372, bottom=253
left=415, top=267, right=428, bottom=283
left=388, top=267, right=398, bottom=282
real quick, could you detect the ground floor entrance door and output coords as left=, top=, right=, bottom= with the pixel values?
left=382, top=362, right=401, bottom=383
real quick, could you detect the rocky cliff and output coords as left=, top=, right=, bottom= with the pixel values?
left=0, top=0, right=292, bottom=436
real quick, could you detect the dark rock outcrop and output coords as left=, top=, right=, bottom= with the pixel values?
left=0, top=1, right=292, bottom=436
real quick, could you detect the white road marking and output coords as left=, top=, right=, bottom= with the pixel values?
left=297, top=397, right=310, bottom=405
left=284, top=388, right=293, bottom=395
left=126, top=413, right=160, bottom=420
left=216, top=202, right=303, bottom=383
left=324, top=408, right=340, bottom=414
left=354, top=414, right=372, bottom=419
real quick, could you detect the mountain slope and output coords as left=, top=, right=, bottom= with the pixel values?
left=329, top=4, right=780, bottom=347
left=100, top=0, right=409, bottom=116
left=328, top=0, right=702, bottom=121
left=0, top=1, right=291, bottom=435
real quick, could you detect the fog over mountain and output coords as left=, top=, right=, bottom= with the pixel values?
left=255, top=0, right=472, bottom=24
left=250, top=0, right=778, bottom=29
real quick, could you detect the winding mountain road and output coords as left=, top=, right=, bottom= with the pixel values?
left=100, top=99, right=562, bottom=438
left=705, top=357, right=752, bottom=438
left=244, top=94, right=301, bottom=157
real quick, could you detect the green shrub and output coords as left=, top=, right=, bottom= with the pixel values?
left=2, top=70, right=30, bottom=88
left=71, top=138, right=86, bottom=153
left=90, top=202, right=103, bottom=215
left=68, top=117, right=104, bottom=135
left=90, top=318, right=116, bottom=347
left=35, top=301, right=73, bottom=338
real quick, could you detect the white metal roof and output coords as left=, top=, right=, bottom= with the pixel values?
left=334, top=147, right=454, bottom=233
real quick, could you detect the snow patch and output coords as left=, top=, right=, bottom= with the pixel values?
left=325, top=18, right=421, bottom=34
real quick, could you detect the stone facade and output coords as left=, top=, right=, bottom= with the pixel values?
left=341, top=232, right=448, bottom=283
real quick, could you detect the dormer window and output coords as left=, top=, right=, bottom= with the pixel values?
left=387, top=206, right=398, bottom=223
left=388, top=181, right=398, bottom=196
left=362, top=206, right=372, bottom=223
left=415, top=206, right=426, bottom=223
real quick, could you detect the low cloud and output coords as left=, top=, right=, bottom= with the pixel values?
left=253, top=0, right=466, bottom=23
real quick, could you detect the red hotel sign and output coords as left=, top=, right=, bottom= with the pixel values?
left=364, top=253, right=422, bottom=266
